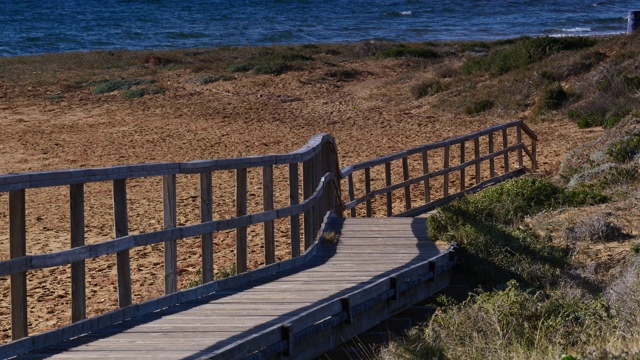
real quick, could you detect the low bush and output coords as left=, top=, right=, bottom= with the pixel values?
left=606, top=134, right=640, bottom=163
left=226, top=62, right=254, bottom=73
left=381, top=281, right=613, bottom=360
left=565, top=216, right=624, bottom=243
left=121, top=88, right=145, bottom=99
left=541, top=83, right=569, bottom=110
left=253, top=62, right=290, bottom=75
left=377, top=45, right=439, bottom=59
left=464, top=99, right=493, bottom=114
left=196, top=74, right=234, bottom=85
left=92, top=78, right=155, bottom=94
left=412, top=81, right=444, bottom=99
left=462, top=36, right=598, bottom=77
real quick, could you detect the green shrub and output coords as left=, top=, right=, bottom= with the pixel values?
left=92, top=78, right=155, bottom=94
left=412, top=81, right=444, bottom=99
left=570, top=109, right=627, bottom=129
left=227, top=63, right=254, bottom=73
left=562, top=186, right=609, bottom=206
left=121, top=88, right=145, bottom=99
left=462, top=36, right=598, bottom=76
left=606, top=134, right=640, bottom=162
left=275, top=53, right=313, bottom=62
left=196, top=74, right=234, bottom=85
left=253, top=62, right=290, bottom=75
left=377, top=45, right=440, bottom=59
left=147, top=86, right=166, bottom=95
left=382, top=281, right=611, bottom=360
left=464, top=99, right=493, bottom=115
left=541, top=83, right=569, bottom=110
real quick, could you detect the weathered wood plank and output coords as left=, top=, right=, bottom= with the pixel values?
left=263, top=165, right=275, bottom=265
left=489, top=132, right=495, bottom=177
left=236, top=168, right=247, bottom=274
left=163, top=174, right=178, bottom=294
left=200, top=172, right=214, bottom=284
left=347, top=174, right=356, bottom=217
left=459, top=141, right=466, bottom=192
left=384, top=162, right=392, bottom=216
left=474, top=137, right=481, bottom=185
left=364, top=167, right=372, bottom=217
left=113, top=179, right=132, bottom=308
left=70, top=183, right=86, bottom=323
left=444, top=145, right=450, bottom=196
left=517, top=124, right=524, bottom=168
left=9, top=190, right=28, bottom=340
left=289, top=163, right=300, bottom=257
left=402, top=157, right=411, bottom=210
left=422, top=151, right=430, bottom=203
left=503, top=127, right=510, bottom=173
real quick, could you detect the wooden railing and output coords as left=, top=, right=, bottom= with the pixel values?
left=341, top=120, right=537, bottom=217
left=0, top=120, right=537, bottom=357
left=0, top=133, right=342, bottom=346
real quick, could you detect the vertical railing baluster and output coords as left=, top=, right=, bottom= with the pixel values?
left=236, top=168, right=247, bottom=273
left=200, top=173, right=214, bottom=284
left=348, top=174, right=355, bottom=217
left=517, top=125, right=524, bottom=168
left=489, top=132, right=495, bottom=178
left=459, top=142, right=465, bottom=192
left=502, top=128, right=510, bottom=173
left=163, top=174, right=178, bottom=293
left=9, top=190, right=27, bottom=340
left=302, top=157, right=314, bottom=250
left=70, top=183, right=86, bottom=323
left=289, top=163, right=300, bottom=257
left=113, top=179, right=132, bottom=307
left=444, top=145, right=450, bottom=197
left=402, top=157, right=411, bottom=210
left=422, top=151, right=430, bottom=204
left=474, top=137, right=481, bottom=185
left=263, top=165, right=275, bottom=265
left=384, top=162, right=392, bottom=216
left=364, top=167, right=372, bottom=217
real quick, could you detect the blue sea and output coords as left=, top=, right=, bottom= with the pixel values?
left=0, top=0, right=635, bottom=57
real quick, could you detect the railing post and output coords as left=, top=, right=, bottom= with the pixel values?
left=9, top=190, right=27, bottom=340
left=443, top=145, right=450, bottom=197
left=402, top=157, right=411, bottom=211
left=384, top=162, right=392, bottom=216
left=163, top=174, right=178, bottom=293
left=364, top=167, right=372, bottom=217
left=200, top=172, right=214, bottom=283
left=302, top=157, right=314, bottom=249
left=502, top=128, right=510, bottom=173
left=347, top=174, right=356, bottom=217
left=113, top=179, right=132, bottom=307
left=459, top=142, right=465, bottom=192
left=289, top=163, right=300, bottom=257
left=531, top=138, right=537, bottom=172
left=263, top=165, right=275, bottom=265
left=474, top=137, right=481, bottom=185
left=236, top=168, right=248, bottom=273
left=488, top=132, right=496, bottom=177
left=517, top=125, right=524, bottom=168
left=422, top=151, right=430, bottom=204
left=70, top=183, right=86, bottom=323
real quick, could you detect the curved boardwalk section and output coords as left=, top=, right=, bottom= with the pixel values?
left=14, top=216, right=453, bottom=359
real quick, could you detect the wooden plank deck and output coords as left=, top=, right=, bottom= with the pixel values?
left=14, top=217, right=446, bottom=359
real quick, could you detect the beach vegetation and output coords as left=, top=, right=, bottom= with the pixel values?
left=196, top=74, right=234, bottom=85
left=464, top=99, right=493, bottom=114
left=461, top=36, right=598, bottom=76
left=121, top=88, right=146, bottom=99
left=540, top=83, right=569, bottom=111
left=92, top=78, right=155, bottom=94
left=606, top=133, right=640, bottom=163
left=377, top=44, right=439, bottom=59
left=412, top=80, right=444, bottom=99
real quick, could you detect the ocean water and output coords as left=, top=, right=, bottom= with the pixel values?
left=0, top=0, right=635, bottom=57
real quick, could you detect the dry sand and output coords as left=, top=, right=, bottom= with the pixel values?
left=0, top=57, right=601, bottom=343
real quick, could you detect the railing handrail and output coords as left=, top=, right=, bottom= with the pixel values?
left=340, top=119, right=534, bottom=176
left=0, top=133, right=336, bottom=192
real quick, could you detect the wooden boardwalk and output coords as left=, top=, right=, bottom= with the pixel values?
left=14, top=217, right=450, bottom=359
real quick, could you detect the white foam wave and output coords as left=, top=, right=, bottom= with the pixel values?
left=562, top=27, right=592, bottom=32
left=400, top=11, right=412, bottom=16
